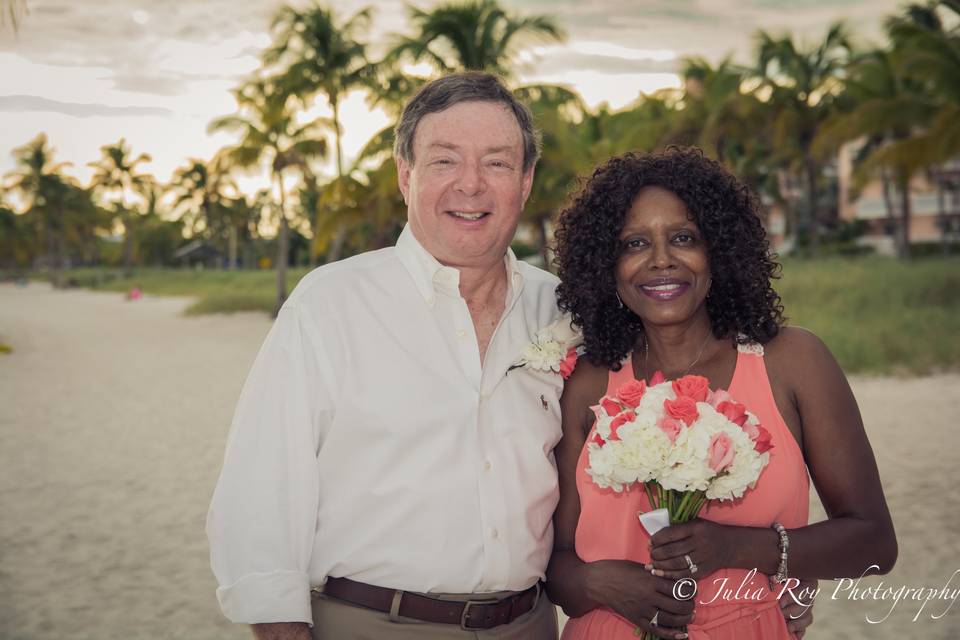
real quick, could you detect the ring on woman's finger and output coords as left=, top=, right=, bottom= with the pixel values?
left=685, top=554, right=698, bottom=574
left=650, top=609, right=660, bottom=626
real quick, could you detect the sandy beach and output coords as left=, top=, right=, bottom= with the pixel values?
left=1, top=282, right=958, bottom=639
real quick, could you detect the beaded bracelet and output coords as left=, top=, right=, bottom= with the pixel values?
left=770, top=522, right=790, bottom=585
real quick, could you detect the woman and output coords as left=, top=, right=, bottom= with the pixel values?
left=546, top=148, right=897, bottom=640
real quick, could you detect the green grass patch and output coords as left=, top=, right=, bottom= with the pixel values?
left=22, top=255, right=960, bottom=375
left=776, top=256, right=960, bottom=375
left=34, top=267, right=312, bottom=315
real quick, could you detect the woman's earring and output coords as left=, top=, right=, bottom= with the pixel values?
left=615, top=291, right=624, bottom=308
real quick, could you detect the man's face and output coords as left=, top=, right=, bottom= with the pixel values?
left=397, top=100, right=535, bottom=269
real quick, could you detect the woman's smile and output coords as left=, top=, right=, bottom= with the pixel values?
left=639, top=278, right=691, bottom=301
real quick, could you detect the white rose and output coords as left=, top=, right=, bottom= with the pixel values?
left=543, top=314, right=581, bottom=347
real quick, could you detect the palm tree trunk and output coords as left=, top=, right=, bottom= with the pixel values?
left=805, top=157, right=820, bottom=257
left=274, top=170, right=290, bottom=317
left=53, top=205, right=66, bottom=289
left=536, top=214, right=552, bottom=273
left=122, top=212, right=135, bottom=278
left=936, top=170, right=949, bottom=256
left=897, top=171, right=911, bottom=261
left=880, top=166, right=895, bottom=219
left=326, top=99, right=347, bottom=265
left=228, top=225, right=238, bottom=270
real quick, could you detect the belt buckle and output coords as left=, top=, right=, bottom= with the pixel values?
left=459, top=599, right=487, bottom=630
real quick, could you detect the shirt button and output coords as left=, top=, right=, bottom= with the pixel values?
left=490, top=528, right=499, bottom=539
left=457, top=330, right=466, bottom=339
left=483, top=460, right=492, bottom=471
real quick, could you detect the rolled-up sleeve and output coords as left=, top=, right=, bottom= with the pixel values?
left=206, top=300, right=334, bottom=624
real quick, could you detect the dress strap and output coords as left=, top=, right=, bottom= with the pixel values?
left=736, top=334, right=764, bottom=356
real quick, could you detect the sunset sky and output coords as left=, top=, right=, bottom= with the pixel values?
left=0, top=0, right=905, bottom=193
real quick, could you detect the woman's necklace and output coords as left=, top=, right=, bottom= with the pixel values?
left=642, top=331, right=711, bottom=380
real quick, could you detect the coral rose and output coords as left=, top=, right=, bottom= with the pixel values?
left=600, top=396, right=621, bottom=417
left=608, top=411, right=636, bottom=441
left=753, top=426, right=775, bottom=453
left=672, top=375, right=710, bottom=402
left=615, top=379, right=647, bottom=408
left=716, top=400, right=749, bottom=427
left=559, top=348, right=578, bottom=379
left=664, top=396, right=699, bottom=427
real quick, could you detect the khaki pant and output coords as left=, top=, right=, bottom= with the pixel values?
left=310, top=586, right=559, bottom=640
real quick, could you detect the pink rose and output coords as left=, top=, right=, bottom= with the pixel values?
left=608, top=411, right=636, bottom=441
left=559, top=348, right=578, bottom=379
left=616, top=379, right=647, bottom=408
left=657, top=416, right=683, bottom=443
left=664, top=396, right=699, bottom=427
left=717, top=400, right=749, bottom=427
left=672, top=375, right=710, bottom=402
left=600, top=396, right=621, bottom=417
left=649, top=370, right=666, bottom=385
left=708, top=432, right=735, bottom=472
left=741, top=421, right=760, bottom=440
left=706, top=387, right=734, bottom=408
left=753, top=426, right=775, bottom=453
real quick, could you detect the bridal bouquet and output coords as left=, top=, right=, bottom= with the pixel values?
left=585, top=374, right=774, bottom=639
left=586, top=373, right=774, bottom=528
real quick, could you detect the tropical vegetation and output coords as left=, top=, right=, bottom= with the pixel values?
left=3, top=0, right=959, bottom=316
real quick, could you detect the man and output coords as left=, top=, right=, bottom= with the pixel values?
left=208, top=72, right=562, bottom=639
left=207, top=72, right=815, bottom=640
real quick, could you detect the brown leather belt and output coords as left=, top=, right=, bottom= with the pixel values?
left=322, top=577, right=542, bottom=630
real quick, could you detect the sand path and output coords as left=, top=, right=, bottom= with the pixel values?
left=1, top=283, right=957, bottom=639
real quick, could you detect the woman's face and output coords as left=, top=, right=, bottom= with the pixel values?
left=615, top=185, right=712, bottom=330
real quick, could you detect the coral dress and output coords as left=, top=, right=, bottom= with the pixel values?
left=561, top=343, right=809, bottom=640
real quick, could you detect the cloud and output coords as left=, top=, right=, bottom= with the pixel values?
left=536, top=51, right=678, bottom=76
left=0, top=95, right=173, bottom=118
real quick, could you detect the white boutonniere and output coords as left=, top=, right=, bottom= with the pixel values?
left=509, top=314, right=584, bottom=379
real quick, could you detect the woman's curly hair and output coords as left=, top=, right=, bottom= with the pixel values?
left=554, top=147, right=784, bottom=370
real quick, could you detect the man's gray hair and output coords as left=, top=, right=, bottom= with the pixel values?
left=393, top=71, right=542, bottom=172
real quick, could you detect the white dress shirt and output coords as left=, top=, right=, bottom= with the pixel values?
left=207, top=225, right=564, bottom=624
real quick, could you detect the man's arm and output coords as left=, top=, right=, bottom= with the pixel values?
left=207, top=301, right=335, bottom=627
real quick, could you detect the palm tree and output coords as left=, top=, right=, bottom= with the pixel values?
left=513, top=84, right=591, bottom=269
left=5, top=134, right=74, bottom=286
left=390, top=0, right=565, bottom=76
left=667, top=58, right=760, bottom=166
left=168, top=156, right=238, bottom=267
left=877, top=2, right=960, bottom=173
left=813, top=2, right=960, bottom=258
left=814, top=49, right=928, bottom=259
left=209, top=76, right=328, bottom=314
left=264, top=3, right=374, bottom=263
left=309, top=158, right=407, bottom=256
left=88, top=138, right=153, bottom=274
left=753, top=22, right=853, bottom=254
left=0, top=200, right=35, bottom=269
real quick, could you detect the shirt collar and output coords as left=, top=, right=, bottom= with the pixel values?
left=395, top=223, right=525, bottom=306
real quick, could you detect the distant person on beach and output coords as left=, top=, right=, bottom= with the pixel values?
left=206, top=72, right=815, bottom=640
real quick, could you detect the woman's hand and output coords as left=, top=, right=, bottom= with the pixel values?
left=781, top=578, right=818, bottom=638
left=647, top=519, right=740, bottom=580
left=586, top=559, right=695, bottom=639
